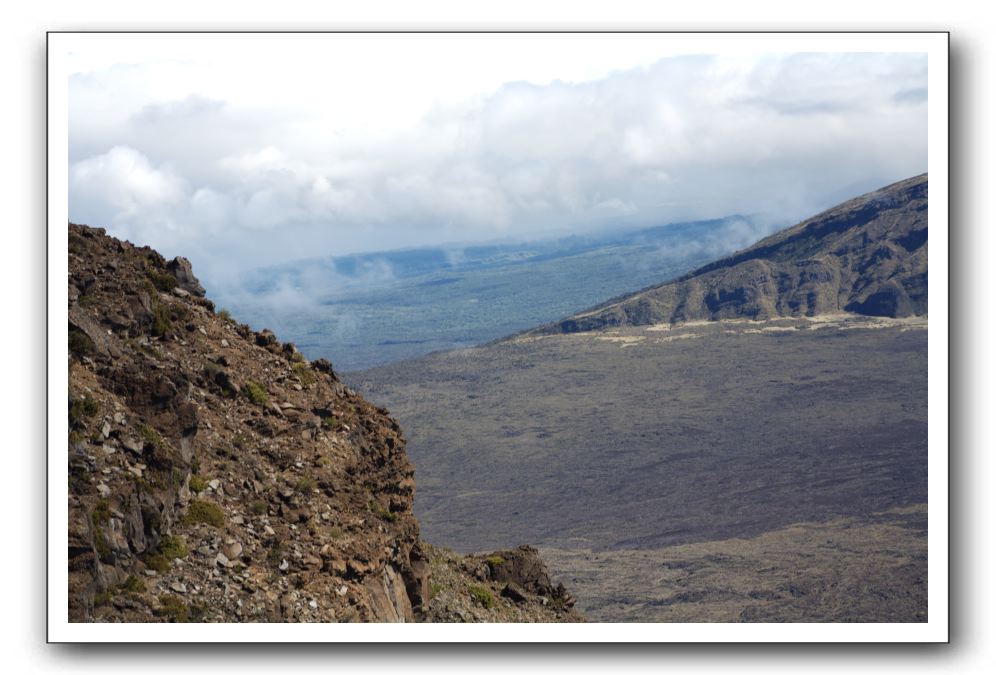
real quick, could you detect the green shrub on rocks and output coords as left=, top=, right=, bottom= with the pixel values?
left=243, top=380, right=269, bottom=406
left=93, top=529, right=113, bottom=564
left=143, top=553, right=170, bottom=572
left=182, top=500, right=225, bottom=527
left=294, top=476, right=317, bottom=494
left=151, top=303, right=172, bottom=337
left=155, top=594, right=189, bottom=622
left=68, top=328, right=95, bottom=358
left=146, top=269, right=177, bottom=292
left=68, top=395, right=99, bottom=424
left=188, top=475, right=208, bottom=493
left=368, top=500, right=397, bottom=523
left=468, top=585, right=495, bottom=609
left=158, top=534, right=189, bottom=560
left=91, top=501, right=114, bottom=564
left=120, top=575, right=146, bottom=594
left=139, top=424, right=166, bottom=452
left=292, top=362, right=317, bottom=387
left=91, top=499, right=112, bottom=525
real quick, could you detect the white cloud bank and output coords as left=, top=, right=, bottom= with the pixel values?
left=67, top=38, right=927, bottom=289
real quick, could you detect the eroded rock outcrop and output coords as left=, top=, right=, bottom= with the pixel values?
left=67, top=223, right=580, bottom=623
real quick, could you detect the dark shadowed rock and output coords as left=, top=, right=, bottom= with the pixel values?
left=255, top=329, right=277, bottom=347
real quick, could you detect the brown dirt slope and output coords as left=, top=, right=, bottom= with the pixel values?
left=66, top=223, right=580, bottom=623
left=533, top=174, right=927, bottom=334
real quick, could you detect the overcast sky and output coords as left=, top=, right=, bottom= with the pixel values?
left=66, top=35, right=927, bottom=287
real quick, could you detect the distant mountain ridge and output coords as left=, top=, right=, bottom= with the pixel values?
left=532, top=174, right=928, bottom=335
left=220, top=215, right=780, bottom=371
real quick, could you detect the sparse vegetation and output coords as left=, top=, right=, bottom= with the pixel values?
left=368, top=499, right=397, bottom=523
left=143, top=553, right=171, bottom=572
left=292, top=362, right=317, bottom=387
left=91, top=499, right=112, bottom=525
left=203, top=361, right=221, bottom=381
left=243, top=380, right=269, bottom=406
left=249, top=500, right=268, bottom=516
left=158, top=534, right=189, bottom=560
left=182, top=500, right=225, bottom=528
left=294, top=476, right=317, bottom=494
left=187, top=600, right=209, bottom=622
left=120, top=575, right=146, bottom=594
left=188, top=475, right=208, bottom=493
left=68, top=231, right=88, bottom=255
left=217, top=308, right=233, bottom=323
left=139, top=424, right=166, bottom=452
left=90, top=500, right=114, bottom=563
left=68, top=328, right=95, bottom=358
left=68, top=394, right=99, bottom=424
left=155, top=594, right=189, bottom=622
left=146, top=268, right=177, bottom=292
left=265, top=540, right=284, bottom=568
left=151, top=302, right=172, bottom=337
left=93, top=529, right=113, bottom=564
left=468, top=585, right=495, bottom=609
left=486, top=555, right=505, bottom=568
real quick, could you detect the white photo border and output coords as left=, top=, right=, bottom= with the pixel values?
left=47, top=30, right=949, bottom=643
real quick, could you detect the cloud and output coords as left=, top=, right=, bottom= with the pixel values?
left=893, top=87, right=928, bottom=105
left=68, top=51, right=928, bottom=289
left=69, top=146, right=187, bottom=233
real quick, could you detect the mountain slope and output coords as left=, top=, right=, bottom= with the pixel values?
left=66, top=223, right=580, bottom=623
left=533, top=174, right=927, bottom=335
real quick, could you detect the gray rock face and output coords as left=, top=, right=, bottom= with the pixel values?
left=536, top=174, right=928, bottom=334
left=166, top=256, right=206, bottom=297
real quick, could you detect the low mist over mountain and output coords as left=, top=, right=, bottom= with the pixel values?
left=218, top=215, right=780, bottom=371
left=535, top=174, right=927, bottom=335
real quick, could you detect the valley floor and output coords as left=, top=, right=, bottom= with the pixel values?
left=541, top=504, right=926, bottom=623
left=349, top=314, right=929, bottom=622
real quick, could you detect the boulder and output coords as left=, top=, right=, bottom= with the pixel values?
left=166, top=256, right=205, bottom=297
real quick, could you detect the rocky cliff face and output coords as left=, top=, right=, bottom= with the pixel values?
left=67, top=223, right=580, bottom=623
left=535, top=174, right=928, bottom=334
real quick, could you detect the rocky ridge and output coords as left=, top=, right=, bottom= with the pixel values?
left=533, top=174, right=928, bottom=335
left=67, top=223, right=580, bottom=623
